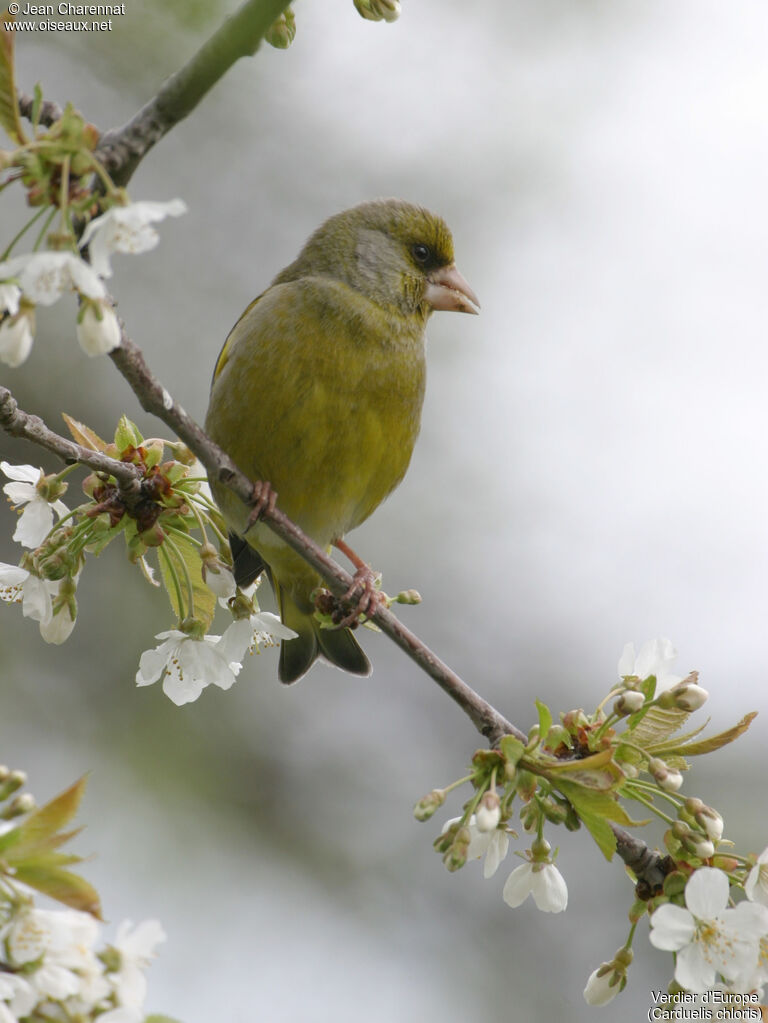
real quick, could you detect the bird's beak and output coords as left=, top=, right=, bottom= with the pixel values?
left=424, top=264, right=480, bottom=315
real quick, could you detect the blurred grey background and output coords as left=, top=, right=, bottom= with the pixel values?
left=2, top=0, right=768, bottom=1019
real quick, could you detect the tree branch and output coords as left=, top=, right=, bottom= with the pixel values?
left=95, top=0, right=293, bottom=186
left=0, top=385, right=143, bottom=511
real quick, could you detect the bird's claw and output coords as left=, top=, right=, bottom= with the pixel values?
left=334, top=564, right=385, bottom=629
left=246, top=479, right=277, bottom=530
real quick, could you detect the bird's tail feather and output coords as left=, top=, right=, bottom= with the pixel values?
left=276, top=583, right=371, bottom=685
left=229, top=532, right=267, bottom=588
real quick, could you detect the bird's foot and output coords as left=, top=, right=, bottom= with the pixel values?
left=246, top=479, right=277, bottom=530
left=334, top=564, right=385, bottom=629
left=328, top=538, right=386, bottom=628
left=313, top=564, right=386, bottom=631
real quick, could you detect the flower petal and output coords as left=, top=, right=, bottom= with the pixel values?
left=502, top=863, right=534, bottom=908
left=1, top=462, right=40, bottom=484
left=675, top=941, right=717, bottom=993
left=482, top=831, right=509, bottom=879
left=13, top=500, right=53, bottom=547
left=649, top=904, right=696, bottom=951
left=530, top=864, right=568, bottom=912
left=685, top=867, right=730, bottom=919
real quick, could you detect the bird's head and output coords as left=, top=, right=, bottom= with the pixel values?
left=274, top=198, right=479, bottom=319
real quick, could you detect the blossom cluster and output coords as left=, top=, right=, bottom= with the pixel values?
left=0, top=765, right=166, bottom=1023
left=1, top=441, right=295, bottom=705
left=0, top=200, right=186, bottom=367
left=416, top=639, right=765, bottom=1007
left=0, top=907, right=166, bottom=1023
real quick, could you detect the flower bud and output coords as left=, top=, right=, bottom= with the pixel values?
left=0, top=306, right=35, bottom=367
left=265, top=7, right=296, bottom=48
left=671, top=821, right=713, bottom=859
left=656, top=671, right=708, bottom=711
left=6, top=792, right=35, bottom=817
left=475, top=791, right=501, bottom=833
left=614, top=690, right=645, bottom=716
left=687, top=836, right=715, bottom=859
left=413, top=789, right=445, bottom=822
left=539, top=796, right=569, bottom=826
left=672, top=682, right=709, bottom=712
left=443, top=825, right=471, bottom=872
left=354, top=0, right=401, bottom=22
left=38, top=551, right=69, bottom=581
left=648, top=757, right=683, bottom=792
left=711, top=855, right=739, bottom=873
left=138, top=521, right=166, bottom=546
left=583, top=961, right=627, bottom=1006
left=693, top=804, right=723, bottom=842
left=0, top=769, right=26, bottom=801
left=76, top=299, right=121, bottom=356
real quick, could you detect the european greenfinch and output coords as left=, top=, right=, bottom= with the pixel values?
left=205, top=198, right=479, bottom=684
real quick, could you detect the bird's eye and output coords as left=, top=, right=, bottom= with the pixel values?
left=412, top=243, right=431, bottom=264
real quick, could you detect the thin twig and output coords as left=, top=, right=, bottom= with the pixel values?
left=95, top=0, right=293, bottom=186
left=0, top=386, right=143, bottom=510
left=17, top=93, right=64, bottom=129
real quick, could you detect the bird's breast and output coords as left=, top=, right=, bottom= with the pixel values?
left=206, top=277, right=427, bottom=547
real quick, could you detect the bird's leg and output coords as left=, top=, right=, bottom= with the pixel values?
left=245, top=479, right=277, bottom=530
left=332, top=538, right=386, bottom=628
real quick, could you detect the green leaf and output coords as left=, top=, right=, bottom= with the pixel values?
left=0, top=13, right=25, bottom=144
left=62, top=412, right=109, bottom=452
left=30, top=81, right=42, bottom=129
left=4, top=777, right=87, bottom=862
left=544, top=748, right=625, bottom=791
left=554, top=778, right=642, bottom=861
left=13, top=860, right=102, bottom=918
left=0, top=777, right=101, bottom=918
left=655, top=711, right=757, bottom=758
left=145, top=1016, right=184, bottom=1023
left=158, top=531, right=216, bottom=629
left=114, top=415, right=144, bottom=451
left=535, top=700, right=552, bottom=741
left=499, top=735, right=525, bottom=768
left=570, top=805, right=616, bottom=860
left=627, top=704, right=690, bottom=750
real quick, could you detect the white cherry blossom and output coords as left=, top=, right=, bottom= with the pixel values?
left=649, top=868, right=768, bottom=991
left=136, top=629, right=238, bottom=705
left=1, top=462, right=68, bottom=548
left=80, top=199, right=187, bottom=278
left=502, top=861, right=568, bottom=913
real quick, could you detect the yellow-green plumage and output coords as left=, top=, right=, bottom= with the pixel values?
left=205, top=199, right=478, bottom=683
